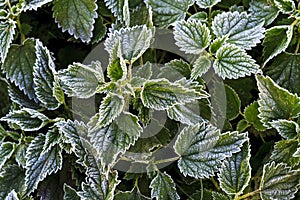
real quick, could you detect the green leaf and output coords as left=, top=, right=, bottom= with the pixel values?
left=150, top=171, right=180, bottom=200
left=209, top=36, right=228, bottom=54
left=0, top=19, right=16, bottom=62
left=15, top=138, right=32, bottom=168
left=0, top=142, right=15, bottom=170
left=2, top=38, right=37, bottom=101
left=88, top=112, right=141, bottom=166
left=270, top=139, right=300, bottom=167
left=213, top=44, right=259, bottom=79
left=59, top=61, right=104, bottom=98
left=274, top=0, right=295, bottom=14
left=174, top=123, right=247, bottom=178
left=270, top=119, right=299, bottom=139
left=256, top=74, right=300, bottom=128
left=225, top=85, right=241, bottom=120
left=79, top=155, right=120, bottom=200
left=107, top=57, right=126, bottom=81
left=0, top=164, right=26, bottom=199
left=25, top=134, right=63, bottom=195
left=5, top=190, right=19, bottom=200
left=114, top=187, right=150, bottom=200
left=249, top=0, right=279, bottom=26
left=33, top=40, right=60, bottom=110
left=265, top=52, right=300, bottom=95
left=92, top=15, right=107, bottom=44
left=52, top=0, right=97, bottom=42
left=144, top=0, right=194, bottom=27
left=195, top=0, right=222, bottom=8
left=141, top=78, right=206, bottom=110
left=236, top=119, right=250, bottom=133
left=1, top=108, right=49, bottom=131
left=212, top=192, right=229, bottom=200
left=105, top=25, right=152, bottom=63
left=24, top=0, right=52, bottom=11
left=263, top=26, right=293, bottom=67
left=212, top=11, right=265, bottom=50
left=158, top=60, right=191, bottom=82
left=244, top=101, right=266, bottom=131
left=174, top=19, right=211, bottom=55
left=63, top=184, right=80, bottom=200
left=218, top=141, right=251, bottom=195
left=104, top=0, right=128, bottom=22
left=260, top=162, right=300, bottom=200
left=97, top=93, right=125, bottom=127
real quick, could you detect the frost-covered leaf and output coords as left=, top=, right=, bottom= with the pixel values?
left=2, top=38, right=37, bottom=101
left=270, top=139, right=300, bottom=167
left=212, top=192, right=229, bottom=200
left=24, top=0, right=52, bottom=11
left=274, top=0, right=295, bottom=14
left=0, top=142, right=15, bottom=170
left=97, top=93, right=125, bottom=127
left=263, top=26, right=293, bottom=67
left=114, top=187, right=150, bottom=200
left=5, top=190, right=19, bottom=200
left=144, top=0, right=194, bottom=27
left=107, top=57, right=126, bottom=81
left=88, top=112, right=140, bottom=166
left=249, top=0, right=279, bottom=26
left=0, top=19, right=16, bottom=62
left=104, top=0, right=128, bottom=22
left=174, top=123, right=247, bottom=178
left=52, top=0, right=97, bottom=42
left=141, top=78, right=206, bottom=110
left=218, top=141, right=251, bottom=195
left=79, top=155, right=119, bottom=200
left=63, top=184, right=80, bottom=200
left=265, top=52, right=300, bottom=95
left=150, top=171, right=180, bottom=200
left=213, top=44, right=259, bottom=79
left=59, top=61, right=104, bottom=98
left=174, top=20, right=211, bottom=55
left=256, top=75, right=300, bottom=128
left=105, top=25, right=152, bottom=63
left=1, top=108, right=49, bottom=131
left=25, top=134, right=63, bottom=195
left=244, top=101, right=267, bottom=131
left=15, top=138, right=31, bottom=168
left=158, top=60, right=191, bottom=82
left=212, top=11, right=265, bottom=50
left=33, top=40, right=60, bottom=110
left=0, top=164, right=26, bottom=199
left=195, top=0, right=222, bottom=8
left=270, top=119, right=299, bottom=139
left=260, top=162, right=300, bottom=200
left=209, top=35, right=228, bottom=54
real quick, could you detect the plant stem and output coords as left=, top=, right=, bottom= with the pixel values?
left=235, top=189, right=260, bottom=200
left=200, top=179, right=204, bottom=200
left=17, top=16, right=26, bottom=42
left=295, top=37, right=300, bottom=54
left=210, top=177, right=221, bottom=191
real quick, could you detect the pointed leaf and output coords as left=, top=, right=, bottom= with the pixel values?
left=195, top=0, right=222, bottom=8
left=63, top=184, right=80, bottom=200
left=218, top=141, right=251, bottom=195
left=141, top=78, right=206, bottom=110
left=0, top=19, right=16, bottom=62
left=104, top=0, right=127, bottom=22
left=209, top=35, right=228, bottom=54
left=24, top=0, right=52, bottom=11
left=212, top=192, right=229, bottom=200
left=2, top=38, right=37, bottom=101
left=52, top=0, right=97, bottom=42
left=256, top=75, right=300, bottom=128
left=213, top=44, right=259, bottom=79
left=0, top=164, right=26, bottom=199
left=144, top=0, right=194, bottom=27
left=174, top=123, right=247, bottom=178
left=260, top=162, right=300, bottom=200
left=274, top=0, right=295, bottom=14
left=212, top=11, right=265, bottom=50
left=244, top=101, right=266, bottom=131
left=249, top=0, right=279, bottom=26
left=263, top=25, right=293, bottom=67
left=15, top=138, right=31, bottom=168
left=174, top=19, right=211, bottom=55
left=5, top=190, right=19, bottom=200
left=7, top=84, right=40, bottom=109
left=34, top=40, right=60, bottom=109
left=265, top=52, right=300, bottom=95
left=25, top=134, right=63, bottom=195
left=114, top=188, right=150, bottom=200
left=270, top=139, right=300, bottom=167
left=59, top=61, right=104, bottom=98
left=270, top=119, right=299, bottom=139
left=150, top=172, right=180, bottom=200
left=1, top=108, right=49, bottom=131
left=88, top=112, right=140, bottom=166
left=225, top=85, right=241, bottom=120
left=97, top=93, right=125, bottom=127
left=0, top=142, right=15, bottom=170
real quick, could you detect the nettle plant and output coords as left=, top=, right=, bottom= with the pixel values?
left=0, top=0, right=300, bottom=199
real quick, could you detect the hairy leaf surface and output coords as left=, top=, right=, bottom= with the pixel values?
left=0, top=142, right=15, bottom=170
left=0, top=19, right=16, bottom=62
left=195, top=0, right=222, bottom=8
left=249, top=0, right=279, bottom=26
left=24, top=0, right=52, bottom=11
left=269, top=119, right=299, bottom=139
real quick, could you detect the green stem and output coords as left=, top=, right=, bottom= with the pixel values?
left=295, top=37, right=300, bottom=54
left=210, top=177, right=221, bottom=191
left=17, top=16, right=26, bottom=42
left=235, top=190, right=260, bottom=200
left=200, top=179, right=203, bottom=200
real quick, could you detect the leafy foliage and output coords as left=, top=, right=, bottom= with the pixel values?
left=0, top=0, right=300, bottom=199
